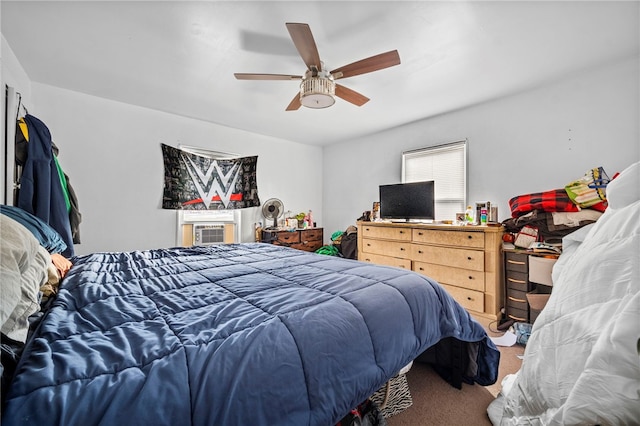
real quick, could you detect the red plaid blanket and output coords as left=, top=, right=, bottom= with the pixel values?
left=509, top=189, right=580, bottom=218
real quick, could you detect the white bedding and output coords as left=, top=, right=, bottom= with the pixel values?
left=489, top=161, right=640, bottom=425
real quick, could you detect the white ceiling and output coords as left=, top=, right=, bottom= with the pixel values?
left=2, top=1, right=638, bottom=146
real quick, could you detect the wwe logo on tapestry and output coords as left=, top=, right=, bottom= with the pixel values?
left=161, top=143, right=261, bottom=211
left=182, top=154, right=241, bottom=209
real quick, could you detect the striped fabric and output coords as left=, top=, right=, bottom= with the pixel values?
left=509, top=189, right=579, bottom=218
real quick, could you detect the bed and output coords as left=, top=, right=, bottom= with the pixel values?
left=488, top=160, right=640, bottom=425
left=1, top=224, right=500, bottom=425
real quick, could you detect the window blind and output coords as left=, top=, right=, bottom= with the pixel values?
left=402, top=140, right=467, bottom=221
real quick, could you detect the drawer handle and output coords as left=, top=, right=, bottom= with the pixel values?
left=418, top=232, right=423, bottom=236
left=468, top=276, right=473, bottom=280
left=467, top=256, right=472, bottom=261
left=508, top=296, right=526, bottom=303
left=400, top=247, right=405, bottom=251
left=399, top=230, right=404, bottom=234
left=507, top=260, right=526, bottom=265
left=419, top=267, right=424, bottom=271
left=467, top=235, right=473, bottom=239
left=508, top=278, right=526, bottom=284
left=367, top=243, right=371, bottom=246
left=365, top=258, right=371, bottom=262
left=508, top=314, right=527, bottom=322
left=467, top=296, right=474, bottom=301
left=418, top=250, right=423, bottom=254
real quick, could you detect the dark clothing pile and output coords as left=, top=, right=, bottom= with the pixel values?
left=15, top=114, right=81, bottom=257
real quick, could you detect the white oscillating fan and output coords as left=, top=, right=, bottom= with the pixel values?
left=262, top=198, right=284, bottom=229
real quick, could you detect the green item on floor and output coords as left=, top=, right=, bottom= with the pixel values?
left=315, top=245, right=340, bottom=256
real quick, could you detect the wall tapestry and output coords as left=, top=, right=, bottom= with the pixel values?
left=161, top=143, right=260, bottom=210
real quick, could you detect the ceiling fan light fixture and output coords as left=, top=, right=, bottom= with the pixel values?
left=300, top=76, right=335, bottom=109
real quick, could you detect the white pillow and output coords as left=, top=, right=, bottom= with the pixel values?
left=605, top=161, right=639, bottom=210
left=1, top=214, right=49, bottom=342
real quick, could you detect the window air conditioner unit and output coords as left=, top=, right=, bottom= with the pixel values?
left=182, top=222, right=236, bottom=246
left=193, top=224, right=226, bottom=246
left=177, top=210, right=240, bottom=247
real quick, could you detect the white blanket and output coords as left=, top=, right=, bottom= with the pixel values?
left=489, top=161, right=640, bottom=425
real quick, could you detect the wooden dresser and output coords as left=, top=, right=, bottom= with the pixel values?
left=357, top=221, right=504, bottom=321
left=261, top=228, right=324, bottom=253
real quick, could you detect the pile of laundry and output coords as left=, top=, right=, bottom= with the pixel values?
left=503, top=166, right=615, bottom=248
left=316, top=225, right=358, bottom=259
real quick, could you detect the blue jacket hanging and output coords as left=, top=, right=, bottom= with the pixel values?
left=17, top=114, right=74, bottom=257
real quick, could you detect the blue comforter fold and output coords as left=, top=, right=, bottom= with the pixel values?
left=3, top=243, right=499, bottom=425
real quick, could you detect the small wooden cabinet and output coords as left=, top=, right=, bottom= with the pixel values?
left=261, top=228, right=324, bottom=253
left=357, top=221, right=504, bottom=321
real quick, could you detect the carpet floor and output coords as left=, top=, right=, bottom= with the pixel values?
left=386, top=322, right=524, bottom=425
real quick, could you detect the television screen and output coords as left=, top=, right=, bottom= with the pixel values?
left=379, top=181, right=435, bottom=221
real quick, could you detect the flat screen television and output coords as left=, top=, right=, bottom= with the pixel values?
left=379, top=180, right=435, bottom=222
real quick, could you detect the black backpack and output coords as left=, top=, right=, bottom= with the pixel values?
left=340, top=231, right=358, bottom=260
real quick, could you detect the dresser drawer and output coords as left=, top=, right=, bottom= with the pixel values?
left=440, top=283, right=484, bottom=313
left=264, top=231, right=300, bottom=245
left=410, top=245, right=484, bottom=272
left=361, top=225, right=411, bottom=241
left=506, top=271, right=529, bottom=291
left=300, top=229, right=322, bottom=242
left=507, top=288, right=529, bottom=311
left=505, top=252, right=528, bottom=273
left=361, top=238, right=411, bottom=259
left=414, top=262, right=485, bottom=292
left=290, top=240, right=323, bottom=252
left=507, top=307, right=528, bottom=322
left=413, top=229, right=484, bottom=249
left=359, top=252, right=412, bottom=269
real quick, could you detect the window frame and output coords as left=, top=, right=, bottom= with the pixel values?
left=401, top=140, right=468, bottom=222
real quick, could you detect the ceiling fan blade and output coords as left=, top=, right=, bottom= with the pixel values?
left=286, top=23, right=322, bottom=72
left=335, top=84, right=369, bottom=107
left=286, top=93, right=302, bottom=111
left=234, top=73, right=302, bottom=80
left=331, top=50, right=400, bottom=80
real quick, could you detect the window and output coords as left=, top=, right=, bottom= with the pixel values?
left=175, top=144, right=242, bottom=245
left=402, top=140, right=467, bottom=221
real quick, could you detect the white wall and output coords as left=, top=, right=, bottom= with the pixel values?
left=323, top=57, right=640, bottom=237
left=26, top=84, right=322, bottom=255
left=1, top=36, right=32, bottom=101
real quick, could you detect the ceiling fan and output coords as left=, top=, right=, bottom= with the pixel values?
left=234, top=23, right=401, bottom=111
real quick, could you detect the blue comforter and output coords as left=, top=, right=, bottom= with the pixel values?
left=3, top=243, right=499, bottom=425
